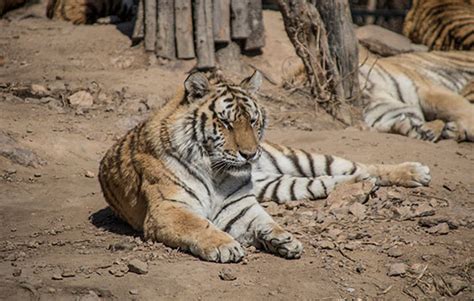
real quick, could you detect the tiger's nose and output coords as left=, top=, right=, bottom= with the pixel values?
left=238, top=150, right=258, bottom=161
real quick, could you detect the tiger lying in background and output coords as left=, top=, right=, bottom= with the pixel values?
left=46, top=0, right=134, bottom=24
left=360, top=46, right=474, bottom=142
left=403, top=0, right=474, bottom=51
left=98, top=71, right=431, bottom=263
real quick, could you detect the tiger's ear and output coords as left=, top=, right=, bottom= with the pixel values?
left=240, top=70, right=262, bottom=93
left=184, top=72, right=210, bottom=98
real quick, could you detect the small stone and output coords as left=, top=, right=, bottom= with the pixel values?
left=47, top=287, right=56, bottom=293
left=78, top=290, right=100, bottom=301
left=326, top=228, right=342, bottom=240
left=52, top=273, right=63, bottom=280
left=61, top=269, right=75, bottom=278
left=413, top=203, right=435, bottom=217
left=219, top=268, right=237, bottom=281
left=314, top=240, right=335, bottom=250
left=346, top=287, right=355, bottom=293
left=427, top=223, right=450, bottom=235
left=349, top=202, right=366, bottom=220
left=34, top=173, right=42, bottom=178
left=31, top=84, right=48, bottom=95
left=129, top=289, right=139, bottom=295
left=445, top=276, right=468, bottom=295
left=12, top=268, right=22, bottom=277
left=388, top=263, right=407, bottom=276
left=387, top=247, right=403, bottom=258
left=84, top=171, right=95, bottom=178
left=68, top=91, right=94, bottom=108
left=128, top=259, right=148, bottom=275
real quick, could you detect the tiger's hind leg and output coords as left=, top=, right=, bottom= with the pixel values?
left=419, top=87, right=474, bottom=142
left=253, top=142, right=431, bottom=203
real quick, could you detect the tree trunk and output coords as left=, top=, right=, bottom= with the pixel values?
left=175, top=0, right=195, bottom=59
left=316, top=0, right=359, bottom=101
left=156, top=0, right=176, bottom=59
left=132, top=0, right=144, bottom=42
left=276, top=0, right=356, bottom=125
left=231, top=0, right=250, bottom=39
left=194, top=0, right=215, bottom=69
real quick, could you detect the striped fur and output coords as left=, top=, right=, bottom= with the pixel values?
left=46, top=0, right=134, bottom=24
left=99, top=71, right=432, bottom=263
left=403, top=0, right=474, bottom=51
left=360, top=46, right=474, bottom=142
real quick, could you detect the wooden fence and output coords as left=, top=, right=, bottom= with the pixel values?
left=132, top=0, right=265, bottom=69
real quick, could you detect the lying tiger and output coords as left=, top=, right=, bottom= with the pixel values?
left=98, top=71, right=431, bottom=263
left=403, top=0, right=474, bottom=51
left=46, top=0, right=134, bottom=24
left=360, top=46, right=474, bottom=142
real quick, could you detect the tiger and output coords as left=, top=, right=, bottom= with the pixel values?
left=98, top=70, right=432, bottom=263
left=360, top=45, right=474, bottom=142
left=46, top=0, right=134, bottom=24
left=403, top=0, right=474, bottom=51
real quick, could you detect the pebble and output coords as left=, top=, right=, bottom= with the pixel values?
left=427, top=223, right=450, bottom=235
left=413, top=203, right=435, bottom=217
left=219, top=268, right=237, bottom=281
left=128, top=259, right=148, bottom=275
left=314, top=240, right=335, bottom=250
left=12, top=268, right=22, bottom=277
left=129, top=289, right=139, bottom=295
left=387, top=247, right=403, bottom=258
left=31, top=84, right=48, bottom=95
left=52, top=273, right=63, bottom=280
left=68, top=91, right=94, bottom=108
left=84, top=171, right=95, bottom=178
left=388, top=263, right=407, bottom=276
left=348, top=202, right=366, bottom=220
left=61, top=269, right=76, bottom=278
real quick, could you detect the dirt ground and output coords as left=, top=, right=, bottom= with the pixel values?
left=1, top=2, right=473, bottom=300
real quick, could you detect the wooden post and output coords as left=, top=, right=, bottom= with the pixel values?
left=156, top=0, right=176, bottom=59
left=194, top=0, right=215, bottom=69
left=213, top=0, right=231, bottom=43
left=144, top=0, right=156, bottom=51
left=132, top=0, right=144, bottom=42
left=231, top=0, right=250, bottom=39
left=316, top=0, right=359, bottom=101
left=175, top=0, right=195, bottom=59
left=245, top=0, right=265, bottom=51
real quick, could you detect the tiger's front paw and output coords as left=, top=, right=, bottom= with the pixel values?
left=191, top=239, right=245, bottom=263
left=418, top=120, right=445, bottom=142
left=257, top=225, right=303, bottom=259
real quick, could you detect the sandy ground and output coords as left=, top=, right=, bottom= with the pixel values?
left=0, top=2, right=473, bottom=300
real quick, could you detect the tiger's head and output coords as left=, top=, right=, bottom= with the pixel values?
left=180, top=71, right=266, bottom=173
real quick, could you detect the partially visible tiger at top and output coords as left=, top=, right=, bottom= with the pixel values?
left=403, top=0, right=474, bottom=50
left=46, top=0, right=134, bottom=24
left=360, top=46, right=474, bottom=142
left=98, top=70, right=431, bottom=263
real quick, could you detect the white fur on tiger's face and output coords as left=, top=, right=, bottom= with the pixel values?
left=98, top=70, right=432, bottom=263
left=359, top=46, right=474, bottom=142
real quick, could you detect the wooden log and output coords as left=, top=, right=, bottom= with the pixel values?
left=245, top=0, right=265, bottom=51
left=132, top=0, right=144, bottom=42
left=156, top=0, right=175, bottom=59
left=231, top=0, right=250, bottom=39
left=144, top=0, right=156, bottom=51
left=194, top=0, right=215, bottom=69
left=213, top=0, right=231, bottom=43
left=175, top=0, right=195, bottom=58
left=316, top=0, right=359, bottom=102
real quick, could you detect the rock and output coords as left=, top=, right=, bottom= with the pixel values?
left=326, top=180, right=376, bottom=210
left=388, top=263, right=407, bottom=276
left=52, top=273, right=63, bottom=280
left=218, top=268, right=237, bottom=281
left=109, top=240, right=136, bottom=252
left=445, top=276, right=468, bottom=295
left=31, top=84, right=48, bottom=95
left=61, top=269, right=75, bottom=278
left=313, top=240, right=335, bottom=250
left=12, top=268, right=22, bottom=277
left=129, top=289, right=139, bottom=295
left=329, top=207, right=350, bottom=220
left=387, top=247, right=403, bottom=258
left=78, top=291, right=100, bottom=301
left=326, top=228, right=342, bottom=240
left=348, top=202, right=366, bottom=220
left=85, top=171, right=95, bottom=178
left=413, top=203, right=435, bottom=218
left=315, top=211, right=326, bottom=223
left=128, top=259, right=148, bottom=275
left=0, top=132, right=45, bottom=167
left=427, top=223, right=450, bottom=235
left=68, top=91, right=94, bottom=108
left=418, top=217, right=458, bottom=229
left=356, top=25, right=428, bottom=57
